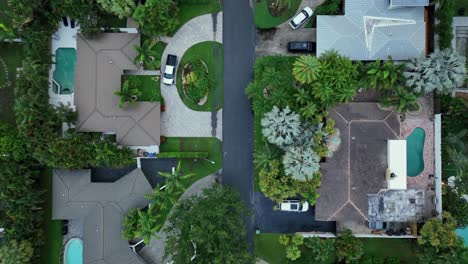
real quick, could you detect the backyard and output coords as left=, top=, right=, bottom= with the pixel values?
left=254, top=0, right=302, bottom=29
left=0, top=42, right=24, bottom=124
left=255, top=233, right=419, bottom=264
left=176, top=41, right=223, bottom=111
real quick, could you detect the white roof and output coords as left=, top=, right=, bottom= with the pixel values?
left=387, top=140, right=407, bottom=190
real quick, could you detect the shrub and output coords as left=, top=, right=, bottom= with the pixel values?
left=278, top=234, right=304, bottom=261
left=380, top=86, right=420, bottom=113
left=292, top=55, right=321, bottom=84
left=435, top=0, right=454, bottom=49
left=97, top=0, right=136, bottom=19
left=156, top=151, right=209, bottom=159
left=303, top=237, right=335, bottom=263
left=0, top=122, right=29, bottom=162
left=282, top=146, right=320, bottom=181
left=360, top=58, right=405, bottom=91
left=184, top=59, right=212, bottom=103
left=0, top=240, right=34, bottom=264
left=314, top=0, right=342, bottom=15
left=258, top=159, right=299, bottom=203
left=132, top=0, right=179, bottom=36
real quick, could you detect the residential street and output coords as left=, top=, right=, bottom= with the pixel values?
left=222, top=0, right=256, bottom=249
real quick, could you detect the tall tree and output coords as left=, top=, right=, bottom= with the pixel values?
left=114, top=80, right=142, bottom=108
left=293, top=55, right=321, bottom=84
left=164, top=185, right=254, bottom=264
left=335, top=230, right=363, bottom=264
left=133, top=39, right=161, bottom=67
left=157, top=161, right=194, bottom=193
left=97, top=0, right=136, bottom=19
left=282, top=146, right=320, bottom=181
left=132, top=0, right=179, bottom=36
left=261, top=106, right=302, bottom=149
left=136, top=209, right=161, bottom=244
left=0, top=240, right=34, bottom=264
left=405, top=49, right=466, bottom=95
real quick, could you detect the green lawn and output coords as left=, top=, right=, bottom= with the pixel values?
left=170, top=0, right=222, bottom=36
left=255, top=234, right=419, bottom=264
left=39, top=169, right=62, bottom=264
left=123, top=75, right=163, bottom=102
left=146, top=41, right=167, bottom=70
left=454, top=0, right=468, bottom=16
left=176, top=41, right=223, bottom=111
left=0, top=42, right=24, bottom=125
left=254, top=0, right=302, bottom=29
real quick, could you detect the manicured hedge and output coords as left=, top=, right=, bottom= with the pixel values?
left=157, top=151, right=209, bottom=158
left=435, top=0, right=455, bottom=49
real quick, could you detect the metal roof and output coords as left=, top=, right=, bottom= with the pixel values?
left=53, top=168, right=152, bottom=264
left=74, top=33, right=161, bottom=146
left=389, top=0, right=429, bottom=9
left=316, top=0, right=426, bottom=60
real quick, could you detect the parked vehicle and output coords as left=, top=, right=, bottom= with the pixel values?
left=289, top=7, right=313, bottom=30
left=163, top=54, right=178, bottom=85
left=287, top=41, right=316, bottom=53
left=279, top=200, right=309, bottom=212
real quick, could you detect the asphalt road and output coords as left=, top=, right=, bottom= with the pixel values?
left=222, top=0, right=256, bottom=250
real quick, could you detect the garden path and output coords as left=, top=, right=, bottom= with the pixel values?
left=255, top=0, right=324, bottom=57
left=160, top=13, right=223, bottom=140
left=138, top=172, right=219, bottom=264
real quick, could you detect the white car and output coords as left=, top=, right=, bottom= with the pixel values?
left=289, top=7, right=313, bottom=30
left=162, top=54, right=177, bottom=85
left=279, top=200, right=309, bottom=212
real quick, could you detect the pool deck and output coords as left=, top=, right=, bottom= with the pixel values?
left=48, top=18, right=78, bottom=107
left=401, top=95, right=436, bottom=217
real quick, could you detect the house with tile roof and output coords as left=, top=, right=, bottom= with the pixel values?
left=316, top=0, right=428, bottom=60
left=74, top=33, right=161, bottom=147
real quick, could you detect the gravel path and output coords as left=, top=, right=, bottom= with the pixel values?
left=138, top=173, right=219, bottom=264
left=160, top=13, right=223, bottom=140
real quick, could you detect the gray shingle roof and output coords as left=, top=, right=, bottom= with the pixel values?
left=53, top=168, right=152, bottom=264
left=317, top=0, right=426, bottom=60
left=74, top=33, right=161, bottom=146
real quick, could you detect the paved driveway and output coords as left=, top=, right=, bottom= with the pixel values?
left=140, top=158, right=178, bottom=187
left=254, top=192, right=336, bottom=233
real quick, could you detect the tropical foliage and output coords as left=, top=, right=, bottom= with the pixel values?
left=164, top=185, right=254, bottom=264
left=404, top=49, right=466, bottom=95
left=292, top=55, right=321, bottom=84
left=360, top=58, right=405, bottom=90
left=335, top=230, right=364, bottom=264
left=379, top=86, right=420, bottom=113
left=418, top=212, right=468, bottom=263
left=115, top=79, right=142, bottom=108
left=0, top=122, right=29, bottom=162
left=261, top=106, right=301, bottom=149
left=133, top=39, right=161, bottom=67
left=314, top=0, right=343, bottom=15
left=0, top=240, right=34, bottom=264
left=435, top=0, right=455, bottom=49
left=97, top=0, right=136, bottom=19
left=278, top=234, right=304, bottom=261
left=303, top=236, right=335, bottom=263
left=132, top=0, right=180, bottom=36
left=282, top=146, right=320, bottom=181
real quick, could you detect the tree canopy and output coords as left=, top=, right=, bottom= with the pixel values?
left=164, top=185, right=254, bottom=264
left=132, top=0, right=179, bottom=36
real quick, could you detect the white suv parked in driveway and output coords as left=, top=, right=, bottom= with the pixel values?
left=279, top=200, right=309, bottom=212
left=289, top=7, right=313, bottom=30
left=162, top=54, right=178, bottom=85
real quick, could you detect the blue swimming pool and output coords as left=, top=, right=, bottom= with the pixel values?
left=456, top=227, right=468, bottom=246
left=53, top=48, right=76, bottom=95
left=406, top=127, right=425, bottom=177
left=65, top=238, right=83, bottom=264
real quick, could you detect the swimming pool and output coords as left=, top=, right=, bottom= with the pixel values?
left=456, top=227, right=468, bottom=246
left=406, top=127, right=425, bottom=177
left=53, top=48, right=76, bottom=95
left=64, top=238, right=83, bottom=264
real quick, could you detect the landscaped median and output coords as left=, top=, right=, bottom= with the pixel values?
left=176, top=41, right=223, bottom=111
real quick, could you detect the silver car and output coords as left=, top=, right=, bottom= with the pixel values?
left=279, top=200, right=309, bottom=212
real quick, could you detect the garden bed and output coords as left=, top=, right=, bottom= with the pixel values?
left=141, top=35, right=167, bottom=70
left=182, top=59, right=210, bottom=105
left=254, top=0, right=302, bottom=29
left=176, top=41, right=223, bottom=111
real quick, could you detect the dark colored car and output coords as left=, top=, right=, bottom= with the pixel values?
left=287, top=42, right=316, bottom=53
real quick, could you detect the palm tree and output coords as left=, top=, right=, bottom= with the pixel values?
left=133, top=39, right=159, bottom=66
left=114, top=80, right=142, bottom=108
left=157, top=162, right=195, bottom=192
left=145, top=184, right=180, bottom=212
left=136, top=209, right=161, bottom=244
left=293, top=55, right=321, bottom=84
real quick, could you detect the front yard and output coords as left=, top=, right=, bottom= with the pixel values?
left=254, top=0, right=302, bottom=29
left=255, top=233, right=419, bottom=264
left=170, top=0, right=222, bottom=35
